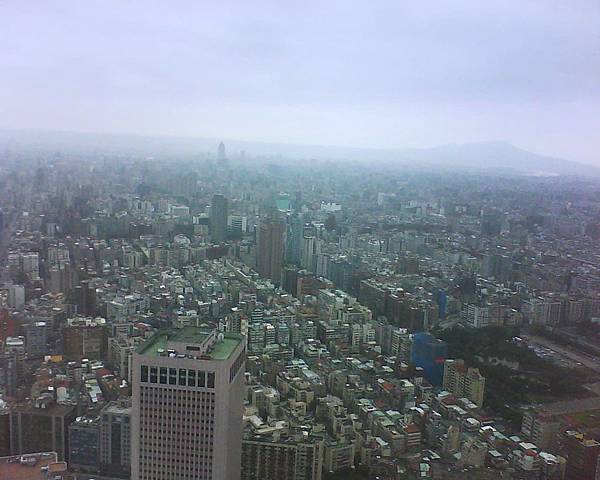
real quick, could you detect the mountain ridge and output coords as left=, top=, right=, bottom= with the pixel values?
left=0, top=128, right=596, bottom=177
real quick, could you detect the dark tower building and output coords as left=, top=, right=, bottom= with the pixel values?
left=9, top=397, right=77, bottom=461
left=257, top=215, right=285, bottom=284
left=210, top=194, right=228, bottom=243
left=480, top=207, right=504, bottom=236
left=285, top=213, right=304, bottom=264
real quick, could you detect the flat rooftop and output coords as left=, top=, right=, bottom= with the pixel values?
left=0, top=452, right=68, bottom=480
left=138, top=327, right=243, bottom=360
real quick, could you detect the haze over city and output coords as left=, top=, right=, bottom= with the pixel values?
left=1, top=1, right=599, bottom=165
left=2, top=3, right=600, bottom=480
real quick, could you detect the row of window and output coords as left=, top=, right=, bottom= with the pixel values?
left=140, top=365, right=215, bottom=388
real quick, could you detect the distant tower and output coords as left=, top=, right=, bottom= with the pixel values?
left=217, top=142, right=226, bottom=163
left=257, top=215, right=285, bottom=284
left=210, top=194, right=228, bottom=243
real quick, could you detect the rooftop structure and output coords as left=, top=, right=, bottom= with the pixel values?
left=136, top=326, right=243, bottom=360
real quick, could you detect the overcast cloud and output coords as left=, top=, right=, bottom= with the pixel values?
left=0, top=1, right=599, bottom=164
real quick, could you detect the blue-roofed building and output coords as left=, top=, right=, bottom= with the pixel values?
left=411, top=332, right=448, bottom=386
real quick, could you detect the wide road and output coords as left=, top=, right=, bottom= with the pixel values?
left=527, top=334, right=600, bottom=374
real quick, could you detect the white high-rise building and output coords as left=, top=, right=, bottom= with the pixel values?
left=301, top=236, right=321, bottom=272
left=131, top=327, right=246, bottom=480
left=443, top=359, right=486, bottom=407
left=228, top=215, right=248, bottom=233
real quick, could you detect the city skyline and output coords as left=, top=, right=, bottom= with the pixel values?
left=1, top=1, right=598, bottom=165
left=1, top=2, right=599, bottom=479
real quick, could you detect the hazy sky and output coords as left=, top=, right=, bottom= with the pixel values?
left=1, top=1, right=599, bottom=164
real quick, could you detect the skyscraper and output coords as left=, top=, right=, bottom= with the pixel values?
left=131, top=327, right=246, bottom=480
left=99, top=399, right=131, bottom=479
left=285, top=213, right=303, bottom=264
left=8, top=284, right=25, bottom=309
left=210, top=194, right=228, bottom=243
left=257, top=216, right=285, bottom=284
left=68, top=415, right=100, bottom=473
left=301, top=235, right=320, bottom=272
left=217, top=142, right=226, bottom=163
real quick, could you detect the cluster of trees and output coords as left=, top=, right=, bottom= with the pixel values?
left=437, top=326, right=591, bottom=427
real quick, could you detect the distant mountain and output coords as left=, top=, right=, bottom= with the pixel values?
left=0, top=129, right=596, bottom=177
left=384, top=141, right=598, bottom=177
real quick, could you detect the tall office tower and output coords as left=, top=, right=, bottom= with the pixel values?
left=285, top=214, right=303, bottom=264
left=68, top=415, right=100, bottom=473
left=210, top=194, right=228, bottom=243
left=301, top=235, right=320, bottom=272
left=0, top=336, right=26, bottom=396
left=8, top=284, right=25, bottom=309
left=480, top=207, right=504, bottom=236
left=100, top=399, right=131, bottom=479
left=217, top=142, right=226, bottom=162
left=21, top=252, right=40, bottom=280
left=257, top=216, right=285, bottom=284
left=293, top=191, right=302, bottom=212
left=131, top=327, right=246, bottom=480
left=23, top=321, right=48, bottom=359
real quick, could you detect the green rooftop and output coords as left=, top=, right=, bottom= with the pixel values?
left=172, top=326, right=212, bottom=344
left=210, top=337, right=242, bottom=360
left=137, top=327, right=243, bottom=360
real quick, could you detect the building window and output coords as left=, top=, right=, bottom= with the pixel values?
left=187, top=370, right=196, bottom=387
left=150, top=366, right=158, bottom=383
left=141, top=365, right=148, bottom=382
left=198, top=371, right=206, bottom=387
left=207, top=372, right=215, bottom=389
left=159, top=367, right=167, bottom=384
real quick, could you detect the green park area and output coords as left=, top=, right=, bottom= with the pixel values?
left=436, top=326, right=598, bottom=426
